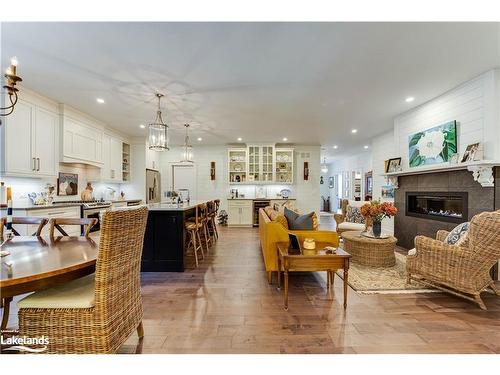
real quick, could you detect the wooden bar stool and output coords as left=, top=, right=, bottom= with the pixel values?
left=185, top=205, right=204, bottom=267
left=198, top=203, right=212, bottom=255
left=49, top=218, right=98, bottom=240
left=206, top=201, right=218, bottom=242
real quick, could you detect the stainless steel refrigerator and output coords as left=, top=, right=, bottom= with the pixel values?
left=146, top=169, right=161, bottom=203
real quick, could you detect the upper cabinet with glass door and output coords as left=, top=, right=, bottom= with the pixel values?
left=247, top=144, right=274, bottom=183
left=275, top=148, right=294, bottom=184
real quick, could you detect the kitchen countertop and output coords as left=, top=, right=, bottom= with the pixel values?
left=227, top=198, right=296, bottom=200
left=111, top=199, right=142, bottom=203
left=147, top=200, right=210, bottom=212
left=1, top=202, right=83, bottom=211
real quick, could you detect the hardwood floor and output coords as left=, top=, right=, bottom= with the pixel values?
left=3, top=220, right=499, bottom=354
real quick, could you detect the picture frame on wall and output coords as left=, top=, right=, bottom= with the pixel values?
left=408, top=120, right=457, bottom=167
left=381, top=185, right=395, bottom=199
left=57, top=172, right=78, bottom=196
left=385, top=157, right=402, bottom=173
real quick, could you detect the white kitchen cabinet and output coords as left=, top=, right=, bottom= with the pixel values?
left=101, top=134, right=123, bottom=182
left=1, top=99, right=58, bottom=178
left=248, top=144, right=274, bottom=183
left=34, top=107, right=58, bottom=177
left=227, top=200, right=253, bottom=226
left=60, top=114, right=103, bottom=167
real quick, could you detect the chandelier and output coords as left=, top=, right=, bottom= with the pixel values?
left=321, top=157, right=328, bottom=174
left=181, top=123, right=193, bottom=162
left=148, top=93, right=169, bottom=151
left=1, top=57, right=23, bottom=124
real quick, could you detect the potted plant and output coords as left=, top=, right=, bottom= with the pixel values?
left=360, top=200, right=398, bottom=237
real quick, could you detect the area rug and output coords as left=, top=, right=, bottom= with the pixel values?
left=335, top=252, right=437, bottom=294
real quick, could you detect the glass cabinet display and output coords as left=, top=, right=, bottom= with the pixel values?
left=275, top=149, right=294, bottom=184
left=261, top=145, right=274, bottom=182
left=248, top=146, right=260, bottom=182
left=228, top=148, right=247, bottom=183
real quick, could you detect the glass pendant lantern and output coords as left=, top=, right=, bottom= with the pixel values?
left=181, top=123, right=194, bottom=162
left=148, top=93, right=169, bottom=151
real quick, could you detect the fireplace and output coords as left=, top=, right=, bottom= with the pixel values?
left=406, top=192, right=468, bottom=224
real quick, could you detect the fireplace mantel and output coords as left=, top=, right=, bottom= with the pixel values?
left=382, top=160, right=500, bottom=188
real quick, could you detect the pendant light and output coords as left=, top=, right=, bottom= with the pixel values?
left=181, top=123, right=193, bottom=162
left=321, top=157, right=328, bottom=174
left=148, top=93, right=169, bottom=151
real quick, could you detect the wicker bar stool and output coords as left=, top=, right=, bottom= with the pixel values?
left=17, top=206, right=149, bottom=353
left=49, top=217, right=98, bottom=239
left=207, top=201, right=218, bottom=242
left=185, top=204, right=205, bottom=267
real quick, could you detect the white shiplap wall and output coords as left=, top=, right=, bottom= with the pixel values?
left=394, top=69, right=499, bottom=168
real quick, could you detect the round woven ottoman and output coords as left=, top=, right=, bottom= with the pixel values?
left=342, top=230, right=397, bottom=267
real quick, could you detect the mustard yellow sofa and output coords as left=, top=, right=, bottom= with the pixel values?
left=258, top=207, right=339, bottom=283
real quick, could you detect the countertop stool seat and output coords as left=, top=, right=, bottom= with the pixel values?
left=207, top=201, right=218, bottom=243
left=197, top=203, right=212, bottom=256
left=185, top=205, right=205, bottom=267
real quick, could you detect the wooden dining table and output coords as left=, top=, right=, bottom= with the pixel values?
left=0, top=236, right=99, bottom=330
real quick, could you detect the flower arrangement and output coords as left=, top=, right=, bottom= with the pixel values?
left=361, top=200, right=398, bottom=222
left=361, top=200, right=398, bottom=237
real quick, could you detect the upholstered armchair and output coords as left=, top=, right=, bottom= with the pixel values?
left=334, top=199, right=367, bottom=235
left=407, top=210, right=500, bottom=310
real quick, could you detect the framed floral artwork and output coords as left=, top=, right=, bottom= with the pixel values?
left=408, top=120, right=457, bottom=168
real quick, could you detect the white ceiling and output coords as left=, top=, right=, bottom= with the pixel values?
left=2, top=22, right=499, bottom=160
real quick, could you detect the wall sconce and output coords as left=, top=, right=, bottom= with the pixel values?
left=210, top=161, right=216, bottom=180
left=1, top=56, right=23, bottom=124
left=303, top=162, right=309, bottom=181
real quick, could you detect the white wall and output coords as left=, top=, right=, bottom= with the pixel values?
left=394, top=69, right=500, bottom=168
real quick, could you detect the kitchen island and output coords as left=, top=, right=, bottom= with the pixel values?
left=142, top=201, right=209, bottom=272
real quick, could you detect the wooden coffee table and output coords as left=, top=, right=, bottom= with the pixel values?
left=342, top=230, right=397, bottom=267
left=276, top=242, right=351, bottom=310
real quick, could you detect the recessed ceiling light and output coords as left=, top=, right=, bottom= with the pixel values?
left=139, top=124, right=145, bottom=129
left=96, top=98, right=105, bottom=104
left=333, top=145, right=338, bottom=149
left=282, top=137, right=288, bottom=142
left=405, top=97, right=415, bottom=103
left=237, top=137, right=242, bottom=142
left=351, top=129, right=358, bottom=134
left=197, top=137, right=202, bottom=142
left=364, top=145, right=369, bottom=149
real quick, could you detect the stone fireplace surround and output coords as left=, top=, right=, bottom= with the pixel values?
left=394, top=167, right=500, bottom=250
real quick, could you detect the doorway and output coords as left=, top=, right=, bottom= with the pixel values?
left=171, top=163, right=197, bottom=201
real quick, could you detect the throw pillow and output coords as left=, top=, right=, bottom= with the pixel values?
left=284, top=207, right=314, bottom=230
left=345, top=206, right=365, bottom=224
left=445, top=222, right=469, bottom=246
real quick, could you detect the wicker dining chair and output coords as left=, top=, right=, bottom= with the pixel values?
left=407, top=210, right=500, bottom=310
left=185, top=204, right=205, bottom=268
left=18, top=206, right=149, bottom=353
left=49, top=217, right=98, bottom=239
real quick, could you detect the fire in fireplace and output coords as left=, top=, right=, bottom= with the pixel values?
left=406, top=192, right=468, bottom=223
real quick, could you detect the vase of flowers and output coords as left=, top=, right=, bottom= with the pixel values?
left=360, top=200, right=398, bottom=238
